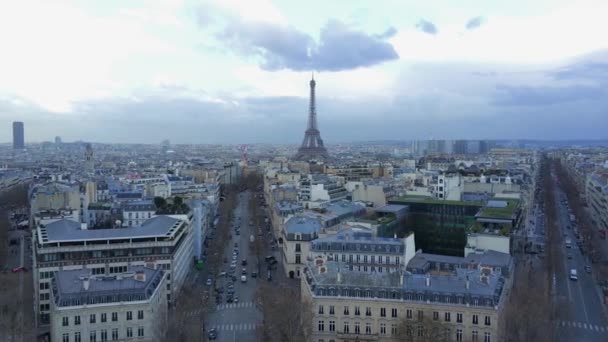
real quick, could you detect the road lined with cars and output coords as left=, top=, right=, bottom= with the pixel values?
left=552, top=174, right=608, bottom=341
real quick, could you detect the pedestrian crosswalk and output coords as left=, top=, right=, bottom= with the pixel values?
left=216, top=301, right=255, bottom=310
left=211, top=323, right=260, bottom=332
left=558, top=320, right=608, bottom=333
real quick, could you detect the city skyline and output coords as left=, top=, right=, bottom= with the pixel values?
left=1, top=0, right=607, bottom=144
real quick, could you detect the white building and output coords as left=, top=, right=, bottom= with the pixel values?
left=33, top=214, right=193, bottom=326
left=122, top=201, right=157, bottom=227
left=50, top=266, right=168, bottom=342
left=435, top=173, right=463, bottom=201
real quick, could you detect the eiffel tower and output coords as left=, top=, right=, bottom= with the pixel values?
left=294, top=74, right=329, bottom=161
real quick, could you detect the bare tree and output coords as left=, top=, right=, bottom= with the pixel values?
left=256, top=282, right=313, bottom=342
left=395, top=315, right=450, bottom=342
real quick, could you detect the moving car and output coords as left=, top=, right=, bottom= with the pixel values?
left=570, top=269, right=578, bottom=281
left=241, top=275, right=247, bottom=283
left=208, top=328, right=218, bottom=340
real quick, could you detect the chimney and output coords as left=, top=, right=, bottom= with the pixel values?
left=80, top=223, right=88, bottom=230
left=465, top=276, right=470, bottom=290
left=83, top=277, right=90, bottom=291
left=425, top=274, right=431, bottom=287
left=400, top=272, right=404, bottom=286
left=135, top=271, right=146, bottom=282
left=337, top=269, right=342, bottom=283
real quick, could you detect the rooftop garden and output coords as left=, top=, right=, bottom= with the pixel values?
left=476, top=199, right=520, bottom=220
left=392, top=196, right=483, bottom=207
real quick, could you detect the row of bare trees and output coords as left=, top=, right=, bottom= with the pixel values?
left=165, top=184, right=239, bottom=341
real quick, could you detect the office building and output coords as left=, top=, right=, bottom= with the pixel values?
left=33, top=214, right=193, bottom=326
left=13, top=121, right=24, bottom=149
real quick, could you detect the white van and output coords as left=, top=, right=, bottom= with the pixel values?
left=570, top=269, right=578, bottom=281
left=241, top=275, right=247, bottom=283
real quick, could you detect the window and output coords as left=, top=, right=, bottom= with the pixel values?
left=318, top=320, right=325, bottom=332
left=391, top=324, right=397, bottom=336
left=295, top=243, right=301, bottom=252
left=111, top=329, right=118, bottom=341
left=457, top=313, right=463, bottom=323
left=329, top=320, right=335, bottom=332
left=126, top=328, right=133, bottom=338
left=433, top=311, right=439, bottom=320
left=406, top=309, right=413, bottom=319
left=90, top=314, right=96, bottom=324
left=138, top=327, right=144, bottom=337
left=62, top=317, right=69, bottom=327
left=101, top=330, right=107, bottom=342
left=396, top=256, right=400, bottom=264
left=365, top=307, right=371, bottom=316
left=379, top=256, right=383, bottom=264
left=344, top=306, right=349, bottom=315
left=417, top=325, right=423, bottom=337
left=380, top=323, right=386, bottom=335
left=418, top=310, right=424, bottom=321
left=137, top=310, right=144, bottom=320
left=74, top=315, right=81, bottom=325
left=295, top=255, right=301, bottom=264
left=101, top=313, right=107, bottom=323
left=90, top=331, right=97, bottom=342
left=456, top=329, right=463, bottom=342
left=444, top=312, right=451, bottom=322
left=329, top=305, right=335, bottom=315
left=62, top=333, right=69, bottom=342
left=391, top=308, right=398, bottom=318
left=343, top=322, right=350, bottom=334
left=354, top=322, right=360, bottom=334
left=112, top=312, right=118, bottom=322
left=472, top=314, right=479, bottom=325
left=365, top=322, right=371, bottom=334
left=126, top=311, right=133, bottom=321
left=484, top=332, right=491, bottom=342
left=74, top=332, right=81, bottom=342
left=318, top=305, right=324, bottom=314
left=380, top=308, right=386, bottom=317
left=472, top=331, right=479, bottom=342
left=354, top=306, right=360, bottom=316
left=484, top=316, right=491, bottom=326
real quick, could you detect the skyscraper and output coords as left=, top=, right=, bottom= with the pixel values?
left=294, top=75, right=329, bottom=161
left=12, top=121, right=24, bottom=149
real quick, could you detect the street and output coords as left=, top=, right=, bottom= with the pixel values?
left=203, top=191, right=263, bottom=342
left=551, top=174, right=608, bottom=341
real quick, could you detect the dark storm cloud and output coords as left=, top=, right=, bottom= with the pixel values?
left=493, top=84, right=604, bottom=106
left=215, top=19, right=398, bottom=71
left=465, top=16, right=484, bottom=30
left=415, top=20, right=438, bottom=35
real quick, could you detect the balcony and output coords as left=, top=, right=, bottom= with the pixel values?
left=336, top=332, right=380, bottom=341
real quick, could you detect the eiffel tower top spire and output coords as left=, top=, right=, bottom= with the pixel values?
left=294, top=75, right=329, bottom=161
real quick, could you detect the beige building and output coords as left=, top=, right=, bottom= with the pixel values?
left=50, top=266, right=168, bottom=342
left=29, top=182, right=81, bottom=219
left=302, top=259, right=508, bottom=342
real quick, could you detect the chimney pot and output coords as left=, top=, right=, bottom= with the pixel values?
left=83, top=278, right=90, bottom=291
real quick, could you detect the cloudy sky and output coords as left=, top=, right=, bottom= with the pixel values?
left=1, top=0, right=607, bottom=144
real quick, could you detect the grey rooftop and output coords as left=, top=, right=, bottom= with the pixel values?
left=52, top=266, right=164, bottom=308
left=39, top=215, right=184, bottom=244
left=285, top=216, right=323, bottom=235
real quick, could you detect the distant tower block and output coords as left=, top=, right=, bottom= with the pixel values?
left=85, top=143, right=94, bottom=172
left=294, top=74, right=329, bottom=161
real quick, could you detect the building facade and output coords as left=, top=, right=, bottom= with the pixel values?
left=13, top=121, right=24, bottom=149
left=50, top=266, right=168, bottom=342
left=303, top=259, right=508, bottom=342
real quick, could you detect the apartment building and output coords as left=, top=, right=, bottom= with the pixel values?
left=303, top=259, right=508, bottom=342
left=122, top=201, right=156, bottom=227
left=33, top=213, right=193, bottom=326
left=309, top=227, right=416, bottom=274
left=586, top=171, right=608, bottom=232
left=50, top=266, right=167, bottom=342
